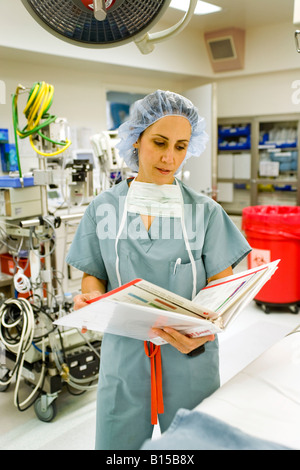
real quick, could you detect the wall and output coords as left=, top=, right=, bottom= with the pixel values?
left=216, top=68, right=300, bottom=118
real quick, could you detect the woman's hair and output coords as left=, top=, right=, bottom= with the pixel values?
left=116, top=89, right=209, bottom=172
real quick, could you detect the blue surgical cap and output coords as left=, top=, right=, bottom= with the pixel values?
left=116, top=90, right=209, bottom=172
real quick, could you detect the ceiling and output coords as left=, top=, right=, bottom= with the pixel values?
left=0, top=0, right=296, bottom=83
left=162, top=0, right=295, bottom=31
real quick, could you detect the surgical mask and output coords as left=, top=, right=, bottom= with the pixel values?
left=127, top=180, right=183, bottom=218
left=115, top=178, right=197, bottom=299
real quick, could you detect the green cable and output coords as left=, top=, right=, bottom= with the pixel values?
left=37, top=131, right=67, bottom=146
left=12, top=93, right=23, bottom=180
left=12, top=82, right=62, bottom=180
left=17, top=114, right=57, bottom=139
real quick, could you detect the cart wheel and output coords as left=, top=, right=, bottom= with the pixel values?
left=261, top=304, right=271, bottom=314
left=0, top=371, right=11, bottom=392
left=0, top=382, right=10, bottom=392
left=34, top=397, right=57, bottom=422
left=289, top=305, right=299, bottom=314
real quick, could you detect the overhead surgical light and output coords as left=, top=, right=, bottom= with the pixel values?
left=21, top=0, right=198, bottom=54
left=294, top=0, right=300, bottom=52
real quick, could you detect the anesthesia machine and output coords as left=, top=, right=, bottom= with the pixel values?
left=0, top=82, right=105, bottom=422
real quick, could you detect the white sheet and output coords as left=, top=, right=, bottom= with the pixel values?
left=195, top=331, right=300, bottom=449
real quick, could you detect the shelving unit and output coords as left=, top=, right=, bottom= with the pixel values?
left=216, top=114, right=300, bottom=214
left=251, top=115, right=300, bottom=209
left=217, top=118, right=253, bottom=214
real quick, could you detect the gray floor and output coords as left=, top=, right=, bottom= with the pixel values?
left=0, top=298, right=299, bottom=450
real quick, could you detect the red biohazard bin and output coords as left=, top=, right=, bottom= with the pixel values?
left=242, top=205, right=300, bottom=308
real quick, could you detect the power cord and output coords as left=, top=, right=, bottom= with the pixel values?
left=0, top=298, right=46, bottom=410
left=13, top=267, right=31, bottom=294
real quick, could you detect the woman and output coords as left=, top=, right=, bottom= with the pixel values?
left=66, top=90, right=251, bottom=450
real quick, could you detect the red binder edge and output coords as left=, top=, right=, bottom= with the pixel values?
left=85, top=278, right=143, bottom=304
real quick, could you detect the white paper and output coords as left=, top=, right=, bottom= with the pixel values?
left=54, top=261, right=280, bottom=344
left=259, top=161, right=279, bottom=177
left=54, top=299, right=220, bottom=345
left=194, top=260, right=279, bottom=330
left=193, top=262, right=277, bottom=314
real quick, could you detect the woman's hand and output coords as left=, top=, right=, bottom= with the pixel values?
left=151, top=327, right=215, bottom=354
left=73, top=291, right=103, bottom=310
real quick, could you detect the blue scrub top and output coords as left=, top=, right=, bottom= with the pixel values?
left=66, top=178, right=251, bottom=450
left=66, top=178, right=251, bottom=299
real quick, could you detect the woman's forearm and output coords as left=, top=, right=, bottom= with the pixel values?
left=81, top=273, right=107, bottom=295
left=73, top=274, right=107, bottom=310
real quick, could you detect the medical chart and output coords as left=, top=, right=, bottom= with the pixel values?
left=192, top=261, right=279, bottom=331
left=194, top=265, right=270, bottom=315
left=54, top=260, right=279, bottom=344
left=87, top=278, right=217, bottom=319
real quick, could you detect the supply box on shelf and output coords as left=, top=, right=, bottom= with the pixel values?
left=259, top=128, right=297, bottom=149
left=218, top=123, right=251, bottom=151
left=269, top=150, right=298, bottom=172
left=217, top=115, right=300, bottom=212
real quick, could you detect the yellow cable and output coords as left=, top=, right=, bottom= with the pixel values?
left=27, top=82, right=51, bottom=129
left=23, top=85, right=39, bottom=121
left=23, top=83, right=39, bottom=115
left=34, top=84, right=54, bottom=127
left=15, top=81, right=71, bottom=157
left=29, top=134, right=71, bottom=157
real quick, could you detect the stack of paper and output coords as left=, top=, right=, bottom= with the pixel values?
left=54, top=260, right=280, bottom=345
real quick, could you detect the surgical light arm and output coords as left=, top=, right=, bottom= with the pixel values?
left=134, top=0, right=198, bottom=54
left=295, top=31, right=300, bottom=52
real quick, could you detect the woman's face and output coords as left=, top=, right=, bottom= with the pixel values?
left=134, top=115, right=192, bottom=184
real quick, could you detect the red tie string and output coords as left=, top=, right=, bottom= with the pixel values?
left=144, top=341, right=164, bottom=425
